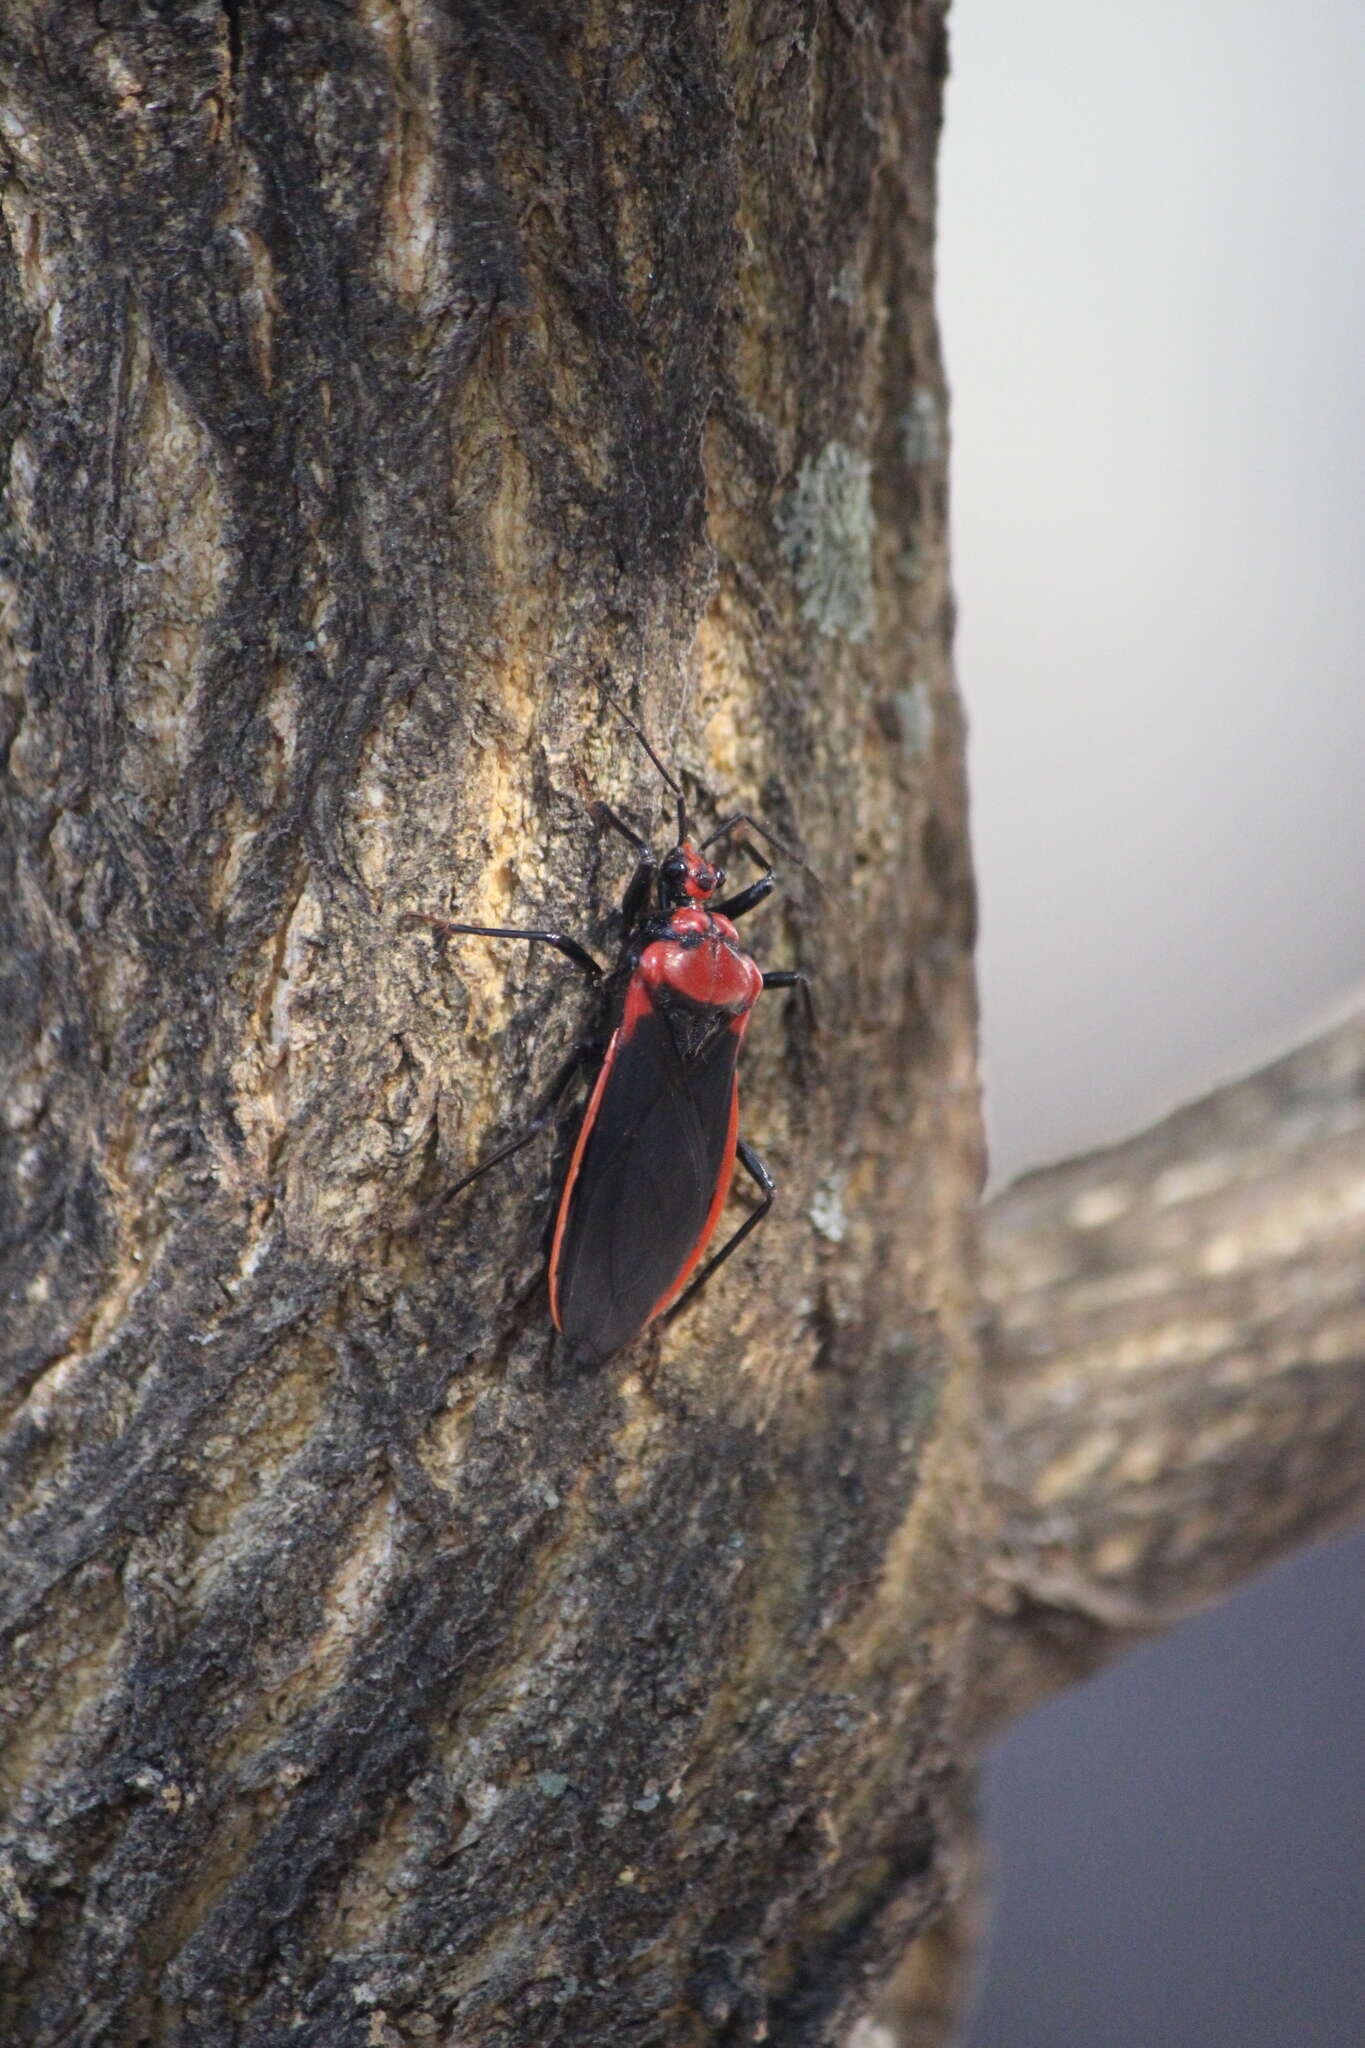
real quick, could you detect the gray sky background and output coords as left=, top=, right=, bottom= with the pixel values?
left=941, top=0, right=1365, bottom=1186
left=937, top=5, right=1365, bottom=2043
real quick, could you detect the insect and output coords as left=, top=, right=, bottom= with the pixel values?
left=402, top=703, right=812, bottom=1368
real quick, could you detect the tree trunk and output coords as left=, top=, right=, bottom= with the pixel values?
left=1, top=10, right=1360, bottom=2048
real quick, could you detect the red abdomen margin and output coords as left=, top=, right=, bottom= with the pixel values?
left=549, top=921, right=761, bottom=1364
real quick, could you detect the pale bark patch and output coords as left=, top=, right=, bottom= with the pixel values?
left=119, top=305, right=230, bottom=814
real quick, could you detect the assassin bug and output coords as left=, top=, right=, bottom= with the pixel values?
left=402, top=702, right=812, bottom=1367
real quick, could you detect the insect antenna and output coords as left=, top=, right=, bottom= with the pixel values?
left=601, top=685, right=826, bottom=893
left=603, top=690, right=688, bottom=841
left=700, top=810, right=826, bottom=894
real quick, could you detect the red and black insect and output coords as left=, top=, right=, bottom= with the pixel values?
left=403, top=706, right=811, bottom=1367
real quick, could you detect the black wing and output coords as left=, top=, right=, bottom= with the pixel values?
left=552, top=997, right=740, bottom=1365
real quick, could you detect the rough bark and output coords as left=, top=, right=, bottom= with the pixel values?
left=3, top=6, right=978, bottom=2045
left=1, top=7, right=1360, bottom=2047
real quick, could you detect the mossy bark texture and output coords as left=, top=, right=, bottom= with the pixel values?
left=4, top=8, right=1361, bottom=2048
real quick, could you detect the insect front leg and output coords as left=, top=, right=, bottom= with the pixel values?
left=714, top=872, right=777, bottom=921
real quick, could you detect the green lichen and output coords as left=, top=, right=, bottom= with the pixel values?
left=828, top=259, right=861, bottom=307
left=775, top=441, right=875, bottom=644
left=902, top=387, right=943, bottom=467
left=809, top=1174, right=848, bottom=1243
left=896, top=682, right=934, bottom=758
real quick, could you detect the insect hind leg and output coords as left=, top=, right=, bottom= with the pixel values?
left=662, top=1137, right=776, bottom=1330
left=411, top=1045, right=594, bottom=1231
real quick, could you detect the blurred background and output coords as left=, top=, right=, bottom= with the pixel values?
left=938, top=1, right=1365, bottom=2041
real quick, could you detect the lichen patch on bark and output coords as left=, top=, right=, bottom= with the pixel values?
left=776, top=441, right=877, bottom=644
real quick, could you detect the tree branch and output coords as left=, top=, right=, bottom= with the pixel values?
left=977, top=1011, right=1365, bottom=1725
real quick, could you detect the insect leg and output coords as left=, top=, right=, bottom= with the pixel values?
left=714, top=872, right=777, bottom=921
left=400, top=914, right=605, bottom=981
left=414, top=1043, right=594, bottom=1226
left=662, top=1137, right=776, bottom=1329
left=761, top=968, right=818, bottom=1032
left=698, top=810, right=800, bottom=866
